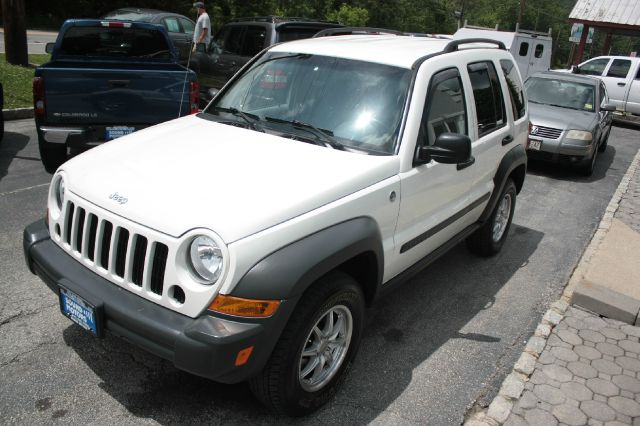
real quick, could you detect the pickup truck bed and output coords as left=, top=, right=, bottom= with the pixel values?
left=35, top=19, right=198, bottom=173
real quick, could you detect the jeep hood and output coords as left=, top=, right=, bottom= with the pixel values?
left=61, top=115, right=399, bottom=242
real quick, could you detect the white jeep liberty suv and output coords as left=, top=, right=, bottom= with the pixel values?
left=24, top=33, right=528, bottom=416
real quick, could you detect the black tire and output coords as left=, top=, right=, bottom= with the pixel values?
left=580, top=146, right=597, bottom=176
left=598, top=129, right=610, bottom=153
left=467, top=179, right=517, bottom=257
left=249, top=271, right=365, bottom=416
left=38, top=134, right=67, bottom=174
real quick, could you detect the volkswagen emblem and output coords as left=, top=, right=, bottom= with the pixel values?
left=531, top=126, right=539, bottom=135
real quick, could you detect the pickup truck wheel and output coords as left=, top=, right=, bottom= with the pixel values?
left=38, top=135, right=67, bottom=174
left=249, top=271, right=364, bottom=416
left=467, top=179, right=516, bottom=257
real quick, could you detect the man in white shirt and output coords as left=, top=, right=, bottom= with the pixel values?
left=193, top=2, right=211, bottom=51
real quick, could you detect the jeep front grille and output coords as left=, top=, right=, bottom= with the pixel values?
left=61, top=200, right=167, bottom=296
left=531, top=125, right=562, bottom=140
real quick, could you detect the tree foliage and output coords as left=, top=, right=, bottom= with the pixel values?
left=1, top=0, right=639, bottom=66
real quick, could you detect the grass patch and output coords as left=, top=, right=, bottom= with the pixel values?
left=1, top=54, right=51, bottom=109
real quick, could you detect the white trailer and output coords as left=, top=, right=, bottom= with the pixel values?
left=453, top=23, right=552, bottom=80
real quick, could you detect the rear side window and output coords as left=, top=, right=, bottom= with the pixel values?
left=58, top=26, right=171, bottom=59
left=418, top=67, right=467, bottom=147
left=579, top=58, right=609, bottom=76
left=500, top=59, right=526, bottom=120
left=468, top=61, right=506, bottom=136
left=241, top=26, right=267, bottom=57
left=607, top=59, right=631, bottom=78
left=163, top=17, right=180, bottom=33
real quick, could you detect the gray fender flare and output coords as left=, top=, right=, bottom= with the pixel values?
left=230, top=217, right=383, bottom=301
left=479, top=144, right=527, bottom=223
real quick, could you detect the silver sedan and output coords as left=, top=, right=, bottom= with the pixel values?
left=524, top=71, right=615, bottom=176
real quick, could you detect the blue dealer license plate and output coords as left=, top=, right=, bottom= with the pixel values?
left=106, top=126, right=135, bottom=141
left=59, top=286, right=98, bottom=336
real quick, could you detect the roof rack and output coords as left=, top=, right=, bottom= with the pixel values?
left=313, top=27, right=404, bottom=38
left=443, top=38, right=506, bottom=52
left=229, top=16, right=340, bottom=24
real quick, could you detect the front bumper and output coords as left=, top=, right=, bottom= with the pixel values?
left=23, top=219, right=291, bottom=384
left=526, top=136, right=594, bottom=165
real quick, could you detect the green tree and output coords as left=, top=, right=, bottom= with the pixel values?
left=326, top=3, right=369, bottom=26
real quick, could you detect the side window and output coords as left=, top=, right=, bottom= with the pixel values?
left=579, top=58, right=609, bottom=76
left=179, top=18, right=195, bottom=35
left=500, top=59, right=526, bottom=120
left=468, top=61, right=506, bottom=137
left=241, top=26, right=267, bottom=57
left=418, top=68, right=467, bottom=148
left=163, top=17, right=181, bottom=33
left=225, top=27, right=245, bottom=55
left=607, top=59, right=631, bottom=78
left=534, top=44, right=544, bottom=58
left=518, top=42, right=529, bottom=57
left=214, top=27, right=228, bottom=51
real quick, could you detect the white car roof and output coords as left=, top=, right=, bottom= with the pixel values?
left=269, top=35, right=459, bottom=69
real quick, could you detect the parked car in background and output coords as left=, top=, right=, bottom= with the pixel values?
left=102, top=8, right=196, bottom=62
left=191, top=16, right=343, bottom=103
left=571, top=55, right=640, bottom=115
left=525, top=71, right=614, bottom=175
left=35, top=19, right=199, bottom=173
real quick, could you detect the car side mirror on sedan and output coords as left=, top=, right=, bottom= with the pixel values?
left=417, top=132, right=472, bottom=165
left=571, top=65, right=581, bottom=74
left=601, top=103, right=617, bottom=112
left=45, top=43, right=55, bottom=54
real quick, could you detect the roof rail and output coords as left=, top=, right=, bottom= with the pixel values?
left=514, top=22, right=552, bottom=37
left=313, top=27, right=404, bottom=38
left=230, top=16, right=340, bottom=24
left=443, top=38, right=506, bottom=52
left=462, top=20, right=499, bottom=30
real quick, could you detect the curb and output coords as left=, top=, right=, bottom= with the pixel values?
left=464, top=147, right=640, bottom=426
left=2, top=108, right=34, bottom=121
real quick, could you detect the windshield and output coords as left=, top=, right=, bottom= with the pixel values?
left=205, top=52, right=412, bottom=154
left=525, top=77, right=595, bottom=112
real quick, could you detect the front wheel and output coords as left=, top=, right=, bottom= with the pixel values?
left=467, top=179, right=517, bottom=257
left=249, top=271, right=365, bottom=416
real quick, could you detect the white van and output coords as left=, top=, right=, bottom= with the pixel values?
left=454, top=24, right=552, bottom=80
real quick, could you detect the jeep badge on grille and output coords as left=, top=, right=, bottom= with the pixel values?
left=109, top=192, right=128, bottom=205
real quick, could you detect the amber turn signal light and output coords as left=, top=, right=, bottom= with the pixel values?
left=209, top=294, right=280, bottom=318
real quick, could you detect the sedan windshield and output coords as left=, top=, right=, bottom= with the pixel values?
left=205, top=52, right=412, bottom=154
left=525, top=77, right=595, bottom=112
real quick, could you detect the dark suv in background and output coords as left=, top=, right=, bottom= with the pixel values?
left=102, top=8, right=196, bottom=62
left=191, top=16, right=343, bottom=103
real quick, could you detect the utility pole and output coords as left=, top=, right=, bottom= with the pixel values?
left=2, top=0, right=28, bottom=66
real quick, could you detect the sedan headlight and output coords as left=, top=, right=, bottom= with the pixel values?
left=566, top=130, right=593, bottom=141
left=189, top=235, right=224, bottom=284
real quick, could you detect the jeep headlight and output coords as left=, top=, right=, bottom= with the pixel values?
left=49, top=174, right=65, bottom=216
left=189, top=235, right=224, bottom=284
left=566, top=130, right=593, bottom=141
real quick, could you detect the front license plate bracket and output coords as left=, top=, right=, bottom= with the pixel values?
left=58, top=281, right=104, bottom=338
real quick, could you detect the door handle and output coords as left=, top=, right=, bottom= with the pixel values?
left=618, top=82, right=626, bottom=87
left=108, top=80, right=130, bottom=88
left=457, top=156, right=475, bottom=171
left=502, top=135, right=514, bottom=146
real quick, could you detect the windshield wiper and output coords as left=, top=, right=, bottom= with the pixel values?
left=210, top=106, right=264, bottom=132
left=265, top=116, right=344, bottom=150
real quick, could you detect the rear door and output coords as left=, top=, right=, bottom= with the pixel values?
left=602, top=58, right=633, bottom=110
left=626, top=65, right=640, bottom=115
left=162, top=16, right=191, bottom=62
left=527, top=40, right=550, bottom=76
left=513, top=36, right=531, bottom=79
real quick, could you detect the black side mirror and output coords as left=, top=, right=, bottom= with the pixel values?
left=601, top=103, right=616, bottom=112
left=417, top=132, right=472, bottom=165
left=571, top=65, right=580, bottom=74
left=45, top=43, right=55, bottom=54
